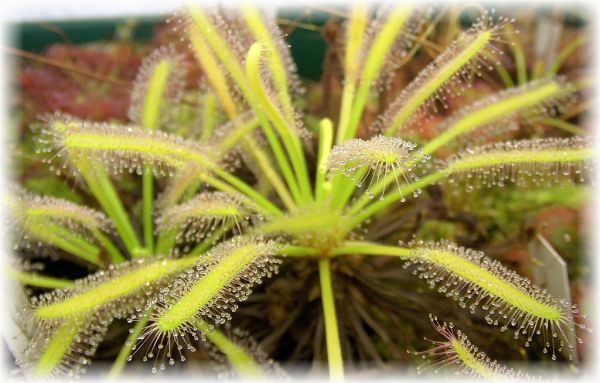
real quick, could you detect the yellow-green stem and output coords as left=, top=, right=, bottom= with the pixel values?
left=507, top=25, right=527, bottom=85
left=35, top=317, right=84, bottom=377
left=52, top=121, right=142, bottom=256
left=26, top=221, right=102, bottom=266
left=245, top=42, right=313, bottom=203
left=548, top=35, right=586, bottom=76
left=335, top=3, right=368, bottom=144
left=7, top=268, right=75, bottom=289
left=318, top=258, right=344, bottom=380
left=195, top=320, right=265, bottom=378
left=332, top=241, right=411, bottom=257
left=155, top=228, right=178, bottom=256
left=345, top=5, right=412, bottom=141
left=187, top=6, right=305, bottom=205
left=316, top=119, right=334, bottom=201
left=142, top=169, right=154, bottom=253
left=141, top=59, right=173, bottom=255
left=541, top=117, right=582, bottom=135
left=200, top=92, right=218, bottom=142
left=244, top=136, right=296, bottom=211
left=92, top=229, right=126, bottom=264
left=76, top=158, right=143, bottom=256
left=215, top=119, right=259, bottom=153
left=242, top=6, right=296, bottom=125
left=189, top=224, right=232, bottom=257
left=108, top=309, right=151, bottom=378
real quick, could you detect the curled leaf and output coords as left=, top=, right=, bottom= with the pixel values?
left=327, top=135, right=429, bottom=200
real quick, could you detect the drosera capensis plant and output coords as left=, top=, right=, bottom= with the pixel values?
left=8, top=2, right=593, bottom=380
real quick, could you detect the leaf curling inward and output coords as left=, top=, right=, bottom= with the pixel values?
left=439, top=136, right=594, bottom=191
left=156, top=191, right=262, bottom=243
left=246, top=41, right=312, bottom=142
left=135, top=237, right=280, bottom=368
left=405, top=239, right=590, bottom=360
left=127, top=45, right=187, bottom=129
left=327, top=135, right=430, bottom=201
left=242, top=6, right=304, bottom=111
left=179, top=6, right=257, bottom=102
left=410, top=315, right=528, bottom=378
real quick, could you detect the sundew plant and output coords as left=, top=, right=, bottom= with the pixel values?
left=6, top=2, right=594, bottom=380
